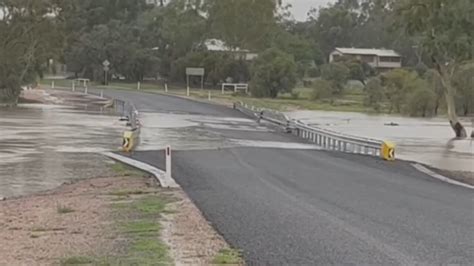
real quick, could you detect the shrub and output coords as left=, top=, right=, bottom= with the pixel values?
left=320, top=62, right=350, bottom=95
left=364, top=77, right=385, bottom=112
left=405, top=87, right=437, bottom=117
left=310, top=79, right=333, bottom=100
left=250, top=48, right=297, bottom=98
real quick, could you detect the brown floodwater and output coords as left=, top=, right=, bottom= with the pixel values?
left=288, top=110, right=474, bottom=172
left=0, top=104, right=124, bottom=198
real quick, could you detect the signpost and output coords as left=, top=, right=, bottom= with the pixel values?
left=185, top=67, right=205, bottom=92
left=103, top=60, right=110, bottom=86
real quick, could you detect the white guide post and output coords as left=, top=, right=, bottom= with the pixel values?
left=165, top=146, right=172, bottom=180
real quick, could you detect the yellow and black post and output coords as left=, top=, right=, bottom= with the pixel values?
left=381, top=141, right=396, bottom=161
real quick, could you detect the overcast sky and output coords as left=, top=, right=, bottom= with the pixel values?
left=284, top=0, right=335, bottom=21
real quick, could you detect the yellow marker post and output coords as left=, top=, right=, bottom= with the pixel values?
left=122, top=130, right=139, bottom=153
left=381, top=141, right=396, bottom=161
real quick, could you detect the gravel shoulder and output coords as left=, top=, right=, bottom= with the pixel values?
left=0, top=163, right=239, bottom=265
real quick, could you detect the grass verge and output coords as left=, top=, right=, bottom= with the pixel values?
left=57, top=205, right=75, bottom=214
left=212, top=248, right=243, bottom=265
left=110, top=161, right=147, bottom=177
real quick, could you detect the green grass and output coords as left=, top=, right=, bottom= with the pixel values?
left=112, top=195, right=172, bottom=265
left=57, top=205, right=75, bottom=214
left=110, top=162, right=147, bottom=177
left=108, top=189, right=146, bottom=197
left=60, top=256, right=95, bottom=265
left=212, top=248, right=243, bottom=265
left=121, top=221, right=161, bottom=235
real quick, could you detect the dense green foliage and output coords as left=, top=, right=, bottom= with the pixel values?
left=250, top=48, right=297, bottom=98
left=1, top=0, right=472, bottom=124
left=0, top=0, right=63, bottom=103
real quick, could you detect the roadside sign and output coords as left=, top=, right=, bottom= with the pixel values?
left=103, top=66, right=110, bottom=72
left=102, top=60, right=110, bottom=67
left=186, top=67, right=205, bottom=76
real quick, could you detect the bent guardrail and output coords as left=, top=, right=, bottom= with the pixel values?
left=234, top=102, right=395, bottom=160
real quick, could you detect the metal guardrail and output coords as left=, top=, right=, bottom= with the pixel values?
left=234, top=102, right=390, bottom=158
left=114, top=99, right=139, bottom=130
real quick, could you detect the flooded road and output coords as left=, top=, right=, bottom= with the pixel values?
left=0, top=105, right=124, bottom=198
left=287, top=110, right=474, bottom=172
left=0, top=103, right=318, bottom=198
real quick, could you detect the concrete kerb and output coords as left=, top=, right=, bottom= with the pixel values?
left=103, top=152, right=179, bottom=188
left=412, top=164, right=474, bottom=190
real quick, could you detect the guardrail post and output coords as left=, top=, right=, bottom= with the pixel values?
left=343, top=142, right=347, bottom=152
left=84, top=86, right=88, bottom=95
left=51, top=81, right=55, bottom=89
left=137, top=82, right=141, bottom=90
left=72, top=81, right=75, bottom=91
left=187, top=86, right=190, bottom=96
left=165, top=146, right=172, bottom=179
left=208, top=90, right=211, bottom=101
left=100, top=90, right=104, bottom=98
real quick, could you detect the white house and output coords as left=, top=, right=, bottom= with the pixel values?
left=204, top=39, right=258, bottom=61
left=329, top=48, right=402, bottom=71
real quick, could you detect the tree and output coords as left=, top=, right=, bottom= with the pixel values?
left=423, top=69, right=444, bottom=115
left=335, top=56, right=375, bottom=85
left=364, top=77, right=384, bottom=112
left=0, top=0, right=63, bottom=103
left=320, top=62, right=350, bottom=94
left=307, top=4, right=359, bottom=57
left=453, top=62, right=474, bottom=116
left=405, top=87, right=436, bottom=117
left=205, top=0, right=278, bottom=50
left=381, top=69, right=420, bottom=113
left=250, top=48, right=297, bottom=98
left=394, top=0, right=473, bottom=137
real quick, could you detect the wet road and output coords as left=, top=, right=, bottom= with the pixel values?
left=104, top=89, right=474, bottom=265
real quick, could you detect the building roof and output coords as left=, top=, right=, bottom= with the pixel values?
left=204, top=39, right=250, bottom=53
left=334, top=48, right=400, bottom=57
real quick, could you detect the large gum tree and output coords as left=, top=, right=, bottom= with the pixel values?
left=394, top=0, right=473, bottom=138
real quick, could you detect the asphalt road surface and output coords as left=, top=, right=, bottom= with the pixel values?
left=108, top=89, right=473, bottom=265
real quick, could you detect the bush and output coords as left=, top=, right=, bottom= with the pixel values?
left=405, top=87, right=436, bottom=117
left=250, top=48, right=297, bottom=98
left=307, top=65, right=320, bottom=77
left=310, top=79, right=333, bottom=100
left=320, top=62, right=350, bottom=95
left=364, top=77, right=384, bottom=112
left=290, top=91, right=299, bottom=99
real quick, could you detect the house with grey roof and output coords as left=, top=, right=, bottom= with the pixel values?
left=329, top=48, right=402, bottom=71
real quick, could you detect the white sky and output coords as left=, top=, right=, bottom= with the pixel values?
left=284, top=0, right=335, bottom=21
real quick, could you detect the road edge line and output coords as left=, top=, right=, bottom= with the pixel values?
left=412, top=163, right=474, bottom=190
left=103, top=152, right=179, bottom=188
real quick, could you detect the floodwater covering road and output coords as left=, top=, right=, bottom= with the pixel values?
left=2, top=88, right=473, bottom=264
left=0, top=104, right=124, bottom=197
left=100, top=89, right=473, bottom=265
left=0, top=95, right=318, bottom=198
left=288, top=110, right=474, bottom=172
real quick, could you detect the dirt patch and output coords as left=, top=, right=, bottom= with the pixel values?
left=0, top=171, right=236, bottom=265
left=162, top=190, right=230, bottom=265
